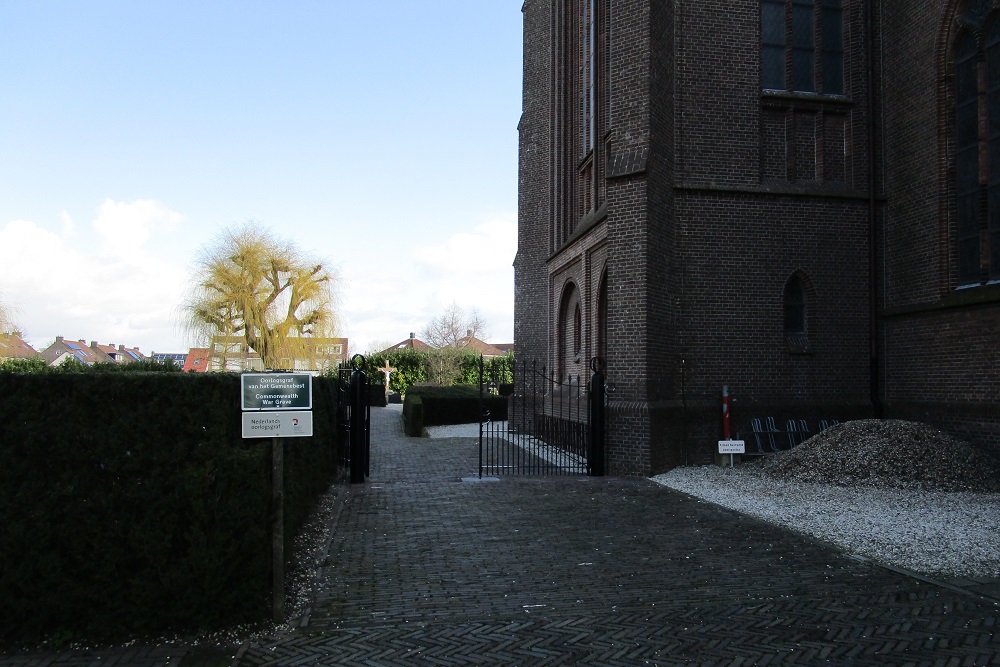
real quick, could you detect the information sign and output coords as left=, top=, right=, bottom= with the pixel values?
left=242, top=411, right=313, bottom=438
left=718, top=439, right=746, bottom=454
left=242, top=373, right=312, bottom=411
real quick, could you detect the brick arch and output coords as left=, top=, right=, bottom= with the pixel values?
left=557, top=280, right=582, bottom=380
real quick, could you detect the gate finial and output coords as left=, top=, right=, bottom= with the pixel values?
left=590, top=357, right=606, bottom=374
left=351, top=353, right=367, bottom=372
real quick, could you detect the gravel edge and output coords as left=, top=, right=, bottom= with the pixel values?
left=652, top=465, right=1000, bottom=580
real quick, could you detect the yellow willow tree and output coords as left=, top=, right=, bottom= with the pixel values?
left=185, top=224, right=338, bottom=370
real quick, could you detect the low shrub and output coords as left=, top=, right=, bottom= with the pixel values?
left=403, top=395, right=424, bottom=436
left=368, top=383, right=387, bottom=407
left=403, top=385, right=508, bottom=428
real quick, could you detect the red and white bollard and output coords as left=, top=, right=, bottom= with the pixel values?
left=722, top=385, right=731, bottom=441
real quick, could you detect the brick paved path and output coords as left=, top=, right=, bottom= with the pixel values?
left=236, top=406, right=1000, bottom=666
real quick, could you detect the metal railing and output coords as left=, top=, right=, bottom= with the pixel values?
left=479, top=357, right=605, bottom=477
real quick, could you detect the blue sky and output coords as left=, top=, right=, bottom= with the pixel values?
left=0, top=2, right=522, bottom=355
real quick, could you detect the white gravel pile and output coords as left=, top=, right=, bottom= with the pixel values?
left=653, top=420, right=1000, bottom=579
left=753, top=419, right=1000, bottom=492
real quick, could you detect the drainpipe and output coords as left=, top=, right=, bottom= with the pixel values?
left=681, top=358, right=688, bottom=466
left=867, top=0, right=883, bottom=418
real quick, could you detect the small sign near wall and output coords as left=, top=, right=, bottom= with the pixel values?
left=718, top=440, right=745, bottom=454
left=241, top=411, right=313, bottom=438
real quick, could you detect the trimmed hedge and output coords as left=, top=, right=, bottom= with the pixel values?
left=403, top=396, right=424, bottom=436
left=368, top=383, right=388, bottom=407
left=0, top=371, right=340, bottom=643
left=402, top=385, right=508, bottom=431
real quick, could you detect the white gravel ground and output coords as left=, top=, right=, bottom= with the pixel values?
left=653, top=465, right=1000, bottom=579
left=425, top=422, right=486, bottom=438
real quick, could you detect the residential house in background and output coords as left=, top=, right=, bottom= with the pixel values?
left=492, top=343, right=515, bottom=355
left=182, top=348, right=209, bottom=373
left=0, top=332, right=38, bottom=361
left=454, top=330, right=507, bottom=358
left=207, top=335, right=349, bottom=372
left=90, top=342, right=145, bottom=363
left=378, top=332, right=513, bottom=358
left=41, top=337, right=110, bottom=365
left=39, top=337, right=147, bottom=366
left=150, top=352, right=189, bottom=367
left=379, top=333, right=435, bottom=354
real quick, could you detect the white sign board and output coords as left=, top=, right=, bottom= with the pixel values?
left=718, top=439, right=746, bottom=454
left=241, top=373, right=312, bottom=411
left=242, top=411, right=314, bottom=438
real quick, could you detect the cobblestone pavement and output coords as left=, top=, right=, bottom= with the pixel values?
left=236, top=407, right=1000, bottom=666
left=3, top=406, right=999, bottom=666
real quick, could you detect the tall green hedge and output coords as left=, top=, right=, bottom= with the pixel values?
left=0, top=371, right=340, bottom=643
left=355, top=350, right=514, bottom=394
left=357, top=349, right=428, bottom=393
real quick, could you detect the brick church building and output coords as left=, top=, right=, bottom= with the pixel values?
left=515, top=0, right=1000, bottom=475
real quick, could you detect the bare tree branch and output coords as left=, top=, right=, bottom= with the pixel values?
left=422, top=303, right=491, bottom=348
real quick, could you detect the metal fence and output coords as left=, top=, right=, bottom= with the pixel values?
left=337, top=354, right=370, bottom=483
left=479, top=357, right=605, bottom=477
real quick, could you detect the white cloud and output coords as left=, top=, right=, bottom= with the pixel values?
left=412, top=216, right=516, bottom=276
left=60, top=210, right=75, bottom=237
left=92, top=198, right=184, bottom=257
left=0, top=200, right=191, bottom=353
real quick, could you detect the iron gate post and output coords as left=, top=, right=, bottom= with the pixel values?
left=478, top=355, right=485, bottom=478
left=337, top=368, right=351, bottom=471
left=349, top=354, right=368, bottom=484
left=589, top=357, right=606, bottom=477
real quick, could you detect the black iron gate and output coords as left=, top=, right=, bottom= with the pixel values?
left=478, top=357, right=606, bottom=477
left=337, top=354, right=370, bottom=483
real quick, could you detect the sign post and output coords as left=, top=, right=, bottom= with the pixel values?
left=271, top=435, right=283, bottom=624
left=241, top=372, right=314, bottom=624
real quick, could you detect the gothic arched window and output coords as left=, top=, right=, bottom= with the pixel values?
left=783, top=273, right=812, bottom=354
left=952, top=6, right=1000, bottom=286
left=784, top=275, right=807, bottom=336
left=558, top=282, right=583, bottom=378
